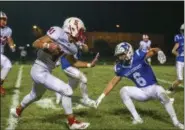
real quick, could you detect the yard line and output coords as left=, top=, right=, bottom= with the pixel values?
left=157, top=78, right=184, bottom=88
left=6, top=66, right=24, bottom=130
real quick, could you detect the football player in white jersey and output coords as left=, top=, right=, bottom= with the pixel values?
left=139, top=34, right=152, bottom=65
left=11, top=17, right=90, bottom=129
left=0, top=11, right=16, bottom=95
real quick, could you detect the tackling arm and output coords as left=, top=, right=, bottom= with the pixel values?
left=95, top=76, right=121, bottom=108
left=32, top=35, right=54, bottom=49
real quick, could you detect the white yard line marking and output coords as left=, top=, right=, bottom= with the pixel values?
left=6, top=66, right=24, bottom=130
left=157, top=78, right=184, bottom=88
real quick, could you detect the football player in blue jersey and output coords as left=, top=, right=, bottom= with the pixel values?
left=166, top=23, right=184, bottom=94
left=55, top=40, right=99, bottom=108
left=95, top=42, right=183, bottom=129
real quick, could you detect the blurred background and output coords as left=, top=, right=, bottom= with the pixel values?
left=0, top=1, right=184, bottom=64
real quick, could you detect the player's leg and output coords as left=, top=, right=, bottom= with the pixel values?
left=167, top=61, right=184, bottom=93
left=11, top=82, right=47, bottom=117
left=0, top=54, right=12, bottom=95
left=64, top=66, right=95, bottom=107
left=120, top=86, right=149, bottom=124
left=43, top=73, right=90, bottom=129
left=154, top=85, right=183, bottom=129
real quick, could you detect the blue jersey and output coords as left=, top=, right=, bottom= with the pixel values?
left=174, top=34, right=184, bottom=62
left=114, top=49, right=157, bottom=88
left=60, top=50, right=81, bottom=69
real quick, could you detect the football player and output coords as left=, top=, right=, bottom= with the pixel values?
left=55, top=39, right=99, bottom=107
left=139, top=34, right=152, bottom=65
left=95, top=42, right=183, bottom=129
left=166, top=23, right=184, bottom=94
left=0, top=11, right=16, bottom=95
left=11, top=17, right=90, bottom=129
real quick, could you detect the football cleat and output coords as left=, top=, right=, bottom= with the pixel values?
left=132, top=118, right=143, bottom=125
left=174, top=122, right=184, bottom=130
left=67, top=117, right=90, bottom=130
left=80, top=98, right=96, bottom=108
left=10, top=107, right=22, bottom=118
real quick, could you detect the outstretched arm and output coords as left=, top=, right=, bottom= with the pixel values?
left=145, top=47, right=166, bottom=64
left=95, top=76, right=121, bottom=108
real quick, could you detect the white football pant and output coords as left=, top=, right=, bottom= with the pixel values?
left=120, top=84, right=180, bottom=125
left=0, top=54, right=12, bottom=80
left=176, top=61, right=184, bottom=81
left=20, top=61, right=73, bottom=115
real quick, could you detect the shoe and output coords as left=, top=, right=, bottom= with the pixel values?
left=132, top=118, right=143, bottom=125
left=10, top=107, right=22, bottom=118
left=0, top=86, right=5, bottom=95
left=68, top=117, right=90, bottom=130
left=174, top=122, right=184, bottom=130
left=80, top=98, right=96, bottom=108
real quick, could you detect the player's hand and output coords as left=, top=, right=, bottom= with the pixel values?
left=157, top=51, right=166, bottom=64
left=44, top=42, right=61, bottom=55
left=95, top=93, right=105, bottom=109
left=91, top=52, right=100, bottom=67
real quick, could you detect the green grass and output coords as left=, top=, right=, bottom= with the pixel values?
left=1, top=65, right=184, bottom=130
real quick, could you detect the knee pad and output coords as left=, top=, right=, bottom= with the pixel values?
left=159, top=92, right=170, bottom=104
left=79, top=72, right=87, bottom=83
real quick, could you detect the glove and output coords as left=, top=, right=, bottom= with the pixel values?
left=157, top=51, right=166, bottom=64
left=90, top=52, right=100, bottom=67
left=95, top=93, right=105, bottom=109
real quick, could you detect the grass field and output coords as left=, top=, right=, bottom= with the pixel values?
left=1, top=64, right=184, bottom=130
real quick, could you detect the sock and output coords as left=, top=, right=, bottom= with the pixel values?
left=79, top=82, right=89, bottom=99
left=61, top=95, right=73, bottom=115
left=164, top=101, right=179, bottom=125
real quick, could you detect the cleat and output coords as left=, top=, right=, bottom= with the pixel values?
left=10, top=107, right=22, bottom=118
left=174, top=122, right=184, bottom=130
left=0, top=87, right=6, bottom=95
left=80, top=98, right=96, bottom=108
left=67, top=117, right=90, bottom=130
left=132, top=118, right=143, bottom=125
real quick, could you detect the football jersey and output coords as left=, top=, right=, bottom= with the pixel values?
left=174, top=34, right=184, bottom=62
left=60, top=49, right=82, bottom=69
left=0, top=26, right=12, bottom=54
left=114, top=49, right=157, bottom=88
left=35, top=26, right=78, bottom=70
left=139, top=40, right=151, bottom=52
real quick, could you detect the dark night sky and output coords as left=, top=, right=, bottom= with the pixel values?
left=0, top=1, right=184, bottom=49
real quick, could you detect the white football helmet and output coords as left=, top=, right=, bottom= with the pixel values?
left=62, top=17, right=86, bottom=42
left=114, top=42, right=134, bottom=61
left=0, top=11, right=7, bottom=19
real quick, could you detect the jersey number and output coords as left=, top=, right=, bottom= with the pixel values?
left=133, top=72, right=147, bottom=87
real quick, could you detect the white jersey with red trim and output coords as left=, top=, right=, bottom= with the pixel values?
left=0, top=26, right=12, bottom=54
left=35, top=26, right=78, bottom=70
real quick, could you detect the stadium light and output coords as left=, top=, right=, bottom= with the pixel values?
left=26, top=44, right=30, bottom=47
left=33, top=25, right=38, bottom=29
left=116, top=24, right=120, bottom=28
